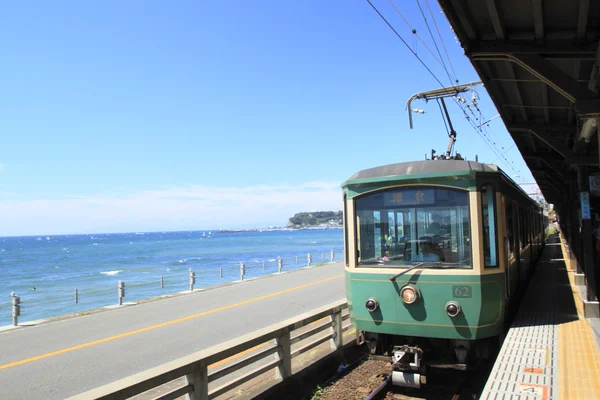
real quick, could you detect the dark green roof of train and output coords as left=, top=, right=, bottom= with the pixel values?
left=342, top=160, right=540, bottom=209
left=343, top=160, right=499, bottom=186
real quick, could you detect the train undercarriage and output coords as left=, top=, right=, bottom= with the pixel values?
left=362, top=332, right=499, bottom=388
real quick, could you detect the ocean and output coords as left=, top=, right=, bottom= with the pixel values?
left=0, top=229, right=343, bottom=327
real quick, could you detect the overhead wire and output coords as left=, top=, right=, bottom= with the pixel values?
left=414, top=0, right=455, bottom=86
left=366, top=0, right=449, bottom=86
left=491, top=144, right=516, bottom=163
left=482, top=123, right=521, bottom=175
left=403, top=0, right=517, bottom=167
left=424, top=0, right=458, bottom=82
left=408, top=0, right=520, bottom=173
left=385, top=0, right=453, bottom=79
left=365, top=0, right=521, bottom=178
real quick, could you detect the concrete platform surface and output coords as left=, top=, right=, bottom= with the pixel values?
left=481, top=235, right=600, bottom=400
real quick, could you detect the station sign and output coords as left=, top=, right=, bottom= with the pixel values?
left=580, top=192, right=591, bottom=220
left=589, top=174, right=600, bottom=197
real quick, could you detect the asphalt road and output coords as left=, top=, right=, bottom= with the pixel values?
left=0, top=262, right=346, bottom=400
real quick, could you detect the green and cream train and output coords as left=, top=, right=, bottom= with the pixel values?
left=341, top=160, right=545, bottom=388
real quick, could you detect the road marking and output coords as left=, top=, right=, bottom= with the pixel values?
left=0, top=274, right=343, bottom=371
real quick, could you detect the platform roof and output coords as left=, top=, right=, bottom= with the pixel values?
left=437, top=0, right=600, bottom=205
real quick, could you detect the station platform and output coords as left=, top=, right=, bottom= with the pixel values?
left=480, top=235, right=600, bottom=400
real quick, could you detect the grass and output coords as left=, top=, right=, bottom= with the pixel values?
left=311, top=385, right=324, bottom=399
left=545, top=224, right=558, bottom=239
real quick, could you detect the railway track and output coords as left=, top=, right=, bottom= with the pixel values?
left=311, top=358, right=492, bottom=400
left=361, top=372, right=467, bottom=400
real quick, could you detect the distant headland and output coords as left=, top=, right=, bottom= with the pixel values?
left=285, top=211, right=342, bottom=229
left=218, top=211, right=343, bottom=233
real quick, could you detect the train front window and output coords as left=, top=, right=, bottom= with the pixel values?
left=355, top=187, right=471, bottom=269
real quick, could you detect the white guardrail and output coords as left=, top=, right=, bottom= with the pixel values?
left=67, top=299, right=352, bottom=400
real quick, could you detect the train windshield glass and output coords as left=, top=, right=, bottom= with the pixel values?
left=355, top=187, right=471, bottom=269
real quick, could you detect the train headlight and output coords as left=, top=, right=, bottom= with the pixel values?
left=445, top=301, right=461, bottom=317
left=400, top=285, right=419, bottom=304
left=365, top=298, right=379, bottom=312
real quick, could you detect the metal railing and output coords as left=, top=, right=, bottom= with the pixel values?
left=5, top=249, right=340, bottom=327
left=66, top=299, right=351, bottom=400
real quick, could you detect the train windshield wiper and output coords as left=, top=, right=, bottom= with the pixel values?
left=389, top=263, right=425, bottom=281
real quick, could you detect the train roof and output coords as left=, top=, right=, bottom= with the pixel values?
left=343, top=159, right=540, bottom=209
left=343, top=160, right=499, bottom=185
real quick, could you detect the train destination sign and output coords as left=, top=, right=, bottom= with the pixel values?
left=384, top=189, right=435, bottom=206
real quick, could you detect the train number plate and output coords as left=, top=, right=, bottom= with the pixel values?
left=452, top=285, right=472, bottom=298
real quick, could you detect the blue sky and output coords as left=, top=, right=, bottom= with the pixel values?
left=0, top=0, right=535, bottom=236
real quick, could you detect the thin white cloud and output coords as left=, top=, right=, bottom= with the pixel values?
left=0, top=182, right=343, bottom=236
left=0, top=164, right=4, bottom=171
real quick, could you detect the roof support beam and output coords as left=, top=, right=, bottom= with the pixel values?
left=472, top=53, right=597, bottom=104
left=566, top=62, right=581, bottom=143
left=538, top=187, right=562, bottom=204
left=537, top=180, right=564, bottom=193
left=491, top=78, right=589, bottom=83
left=505, top=62, right=529, bottom=121
left=485, top=0, right=504, bottom=39
left=565, top=155, right=600, bottom=165
left=524, top=156, right=565, bottom=177
left=532, top=0, right=544, bottom=40
left=509, top=125, right=575, bottom=158
left=541, top=83, right=550, bottom=123
left=509, top=123, right=576, bottom=132
left=524, top=154, right=564, bottom=163
left=450, top=0, right=477, bottom=40
left=535, top=181, right=563, bottom=200
left=588, top=42, right=600, bottom=95
left=532, top=173, right=564, bottom=194
left=527, top=132, right=538, bottom=152
left=523, top=153, right=600, bottom=166
left=468, top=40, right=597, bottom=55
left=475, top=60, right=518, bottom=125
left=577, top=0, right=590, bottom=40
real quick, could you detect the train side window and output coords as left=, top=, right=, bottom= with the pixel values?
left=481, top=185, right=498, bottom=268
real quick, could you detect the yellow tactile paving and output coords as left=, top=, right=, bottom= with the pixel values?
left=558, top=238, right=600, bottom=400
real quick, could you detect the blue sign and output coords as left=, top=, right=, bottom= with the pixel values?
left=580, top=192, right=591, bottom=220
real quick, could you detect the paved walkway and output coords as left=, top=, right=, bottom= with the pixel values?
left=481, top=235, right=600, bottom=400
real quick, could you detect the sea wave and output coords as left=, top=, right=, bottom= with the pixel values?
left=100, top=270, right=123, bottom=276
left=0, top=229, right=343, bottom=326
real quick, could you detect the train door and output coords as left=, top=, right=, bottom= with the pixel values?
left=512, top=203, right=522, bottom=289
left=505, top=199, right=519, bottom=297
left=502, top=196, right=509, bottom=298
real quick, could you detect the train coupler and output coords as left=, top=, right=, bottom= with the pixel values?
left=391, top=345, right=424, bottom=388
